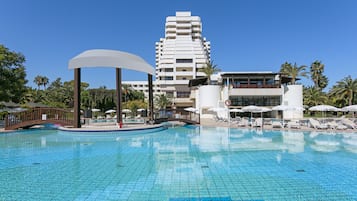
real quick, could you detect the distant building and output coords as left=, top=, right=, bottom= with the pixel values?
left=154, top=11, right=211, bottom=108
left=123, top=12, right=303, bottom=120
left=122, top=81, right=161, bottom=99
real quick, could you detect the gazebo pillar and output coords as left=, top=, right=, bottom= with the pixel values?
left=116, top=68, right=123, bottom=128
left=148, top=74, right=154, bottom=123
left=74, top=68, right=81, bottom=128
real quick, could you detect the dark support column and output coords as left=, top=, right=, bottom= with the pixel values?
left=74, top=68, right=81, bottom=128
left=148, top=74, right=154, bottom=123
left=116, top=68, right=123, bottom=127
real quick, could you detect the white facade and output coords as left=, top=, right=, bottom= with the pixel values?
left=195, top=72, right=304, bottom=120
left=282, top=85, right=304, bottom=119
left=122, top=81, right=162, bottom=100
left=155, top=11, right=211, bottom=107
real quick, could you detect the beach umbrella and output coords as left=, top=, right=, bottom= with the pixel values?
left=137, top=108, right=146, bottom=112
left=91, top=108, right=100, bottom=112
left=309, top=105, right=340, bottom=112
left=229, top=108, right=243, bottom=113
left=309, top=105, right=340, bottom=121
left=252, top=107, right=271, bottom=119
left=122, top=109, right=131, bottom=113
left=342, top=105, right=357, bottom=117
left=184, top=107, right=198, bottom=112
left=229, top=108, right=243, bottom=118
left=272, top=105, right=305, bottom=125
left=105, top=109, right=116, bottom=114
left=242, top=105, right=266, bottom=125
left=272, top=105, right=304, bottom=112
left=342, top=105, right=357, bottom=112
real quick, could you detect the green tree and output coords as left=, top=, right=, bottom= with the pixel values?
left=280, top=62, right=308, bottom=84
left=42, top=76, right=49, bottom=89
left=0, top=44, right=28, bottom=102
left=34, top=75, right=43, bottom=89
left=155, top=94, right=171, bottom=110
left=303, top=86, right=328, bottom=107
left=200, top=61, right=221, bottom=84
left=122, top=84, right=132, bottom=102
left=310, top=60, right=328, bottom=90
left=34, top=75, right=50, bottom=90
left=329, top=76, right=357, bottom=106
left=124, top=100, right=147, bottom=117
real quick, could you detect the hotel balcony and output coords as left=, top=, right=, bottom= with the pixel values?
left=232, top=84, right=280, bottom=88
left=229, top=87, right=282, bottom=96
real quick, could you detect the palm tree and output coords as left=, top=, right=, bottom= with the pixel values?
left=200, top=61, right=221, bottom=84
left=280, top=62, right=308, bottom=84
left=329, top=76, right=357, bottom=106
left=122, top=84, right=132, bottom=102
left=33, top=75, right=43, bottom=89
left=33, top=75, right=49, bottom=90
left=303, top=86, right=328, bottom=107
left=310, top=60, right=328, bottom=90
left=42, top=76, right=49, bottom=90
left=154, top=94, right=171, bottom=110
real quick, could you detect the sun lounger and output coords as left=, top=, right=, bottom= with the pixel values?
left=272, top=121, right=283, bottom=128
left=253, top=118, right=263, bottom=127
left=341, top=118, right=357, bottom=129
left=287, top=120, right=300, bottom=129
left=237, top=118, right=249, bottom=127
left=309, top=118, right=328, bottom=129
left=327, top=121, right=348, bottom=130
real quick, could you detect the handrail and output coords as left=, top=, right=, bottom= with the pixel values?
left=5, top=107, right=74, bottom=130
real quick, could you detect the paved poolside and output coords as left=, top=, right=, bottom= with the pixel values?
left=1, top=118, right=356, bottom=134
left=200, top=118, right=357, bottom=133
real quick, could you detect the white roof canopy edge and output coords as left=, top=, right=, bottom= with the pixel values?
left=68, top=49, right=155, bottom=75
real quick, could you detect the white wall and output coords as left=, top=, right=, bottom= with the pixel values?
left=283, top=85, right=303, bottom=119
left=198, top=85, right=221, bottom=118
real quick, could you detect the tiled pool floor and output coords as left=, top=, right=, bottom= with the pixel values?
left=0, top=126, right=356, bottom=200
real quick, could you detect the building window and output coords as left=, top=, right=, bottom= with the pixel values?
left=230, top=96, right=281, bottom=107
left=163, top=76, right=173, bottom=80
left=177, top=91, right=190, bottom=98
left=176, top=59, right=193, bottom=63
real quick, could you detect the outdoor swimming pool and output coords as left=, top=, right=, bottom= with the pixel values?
left=0, top=125, right=356, bottom=201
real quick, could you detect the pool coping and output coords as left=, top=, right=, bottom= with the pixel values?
left=58, top=123, right=165, bottom=132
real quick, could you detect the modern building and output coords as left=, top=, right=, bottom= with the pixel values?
left=123, top=11, right=303, bottom=120
left=154, top=11, right=211, bottom=108
left=192, top=71, right=303, bottom=119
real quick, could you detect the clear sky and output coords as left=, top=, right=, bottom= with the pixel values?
left=1, top=0, right=356, bottom=90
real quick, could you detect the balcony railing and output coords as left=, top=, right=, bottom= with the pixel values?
left=231, top=84, right=280, bottom=88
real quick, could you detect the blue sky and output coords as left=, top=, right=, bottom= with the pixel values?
left=1, top=0, right=356, bottom=90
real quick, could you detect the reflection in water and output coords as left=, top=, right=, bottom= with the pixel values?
left=282, top=131, right=305, bottom=153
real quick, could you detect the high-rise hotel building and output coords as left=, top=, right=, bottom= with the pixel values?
left=155, top=11, right=211, bottom=108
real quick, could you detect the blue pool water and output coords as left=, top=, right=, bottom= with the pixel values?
left=0, top=125, right=356, bottom=201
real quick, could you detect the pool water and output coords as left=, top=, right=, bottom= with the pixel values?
left=0, top=125, right=356, bottom=201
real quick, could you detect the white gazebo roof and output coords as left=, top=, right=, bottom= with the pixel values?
left=68, top=49, right=155, bottom=75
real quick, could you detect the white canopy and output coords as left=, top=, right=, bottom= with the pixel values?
left=309, top=105, right=340, bottom=112
left=68, top=49, right=155, bottom=75
left=342, top=105, right=357, bottom=112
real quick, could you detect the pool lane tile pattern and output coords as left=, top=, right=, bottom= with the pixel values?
left=0, top=127, right=356, bottom=200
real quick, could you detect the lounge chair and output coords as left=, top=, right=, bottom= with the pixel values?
left=309, top=118, right=328, bottom=129
left=272, top=121, right=284, bottom=128
left=341, top=118, right=357, bottom=129
left=327, top=120, right=348, bottom=130
left=253, top=118, right=263, bottom=127
left=237, top=118, right=249, bottom=127
left=287, top=120, right=300, bottom=129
